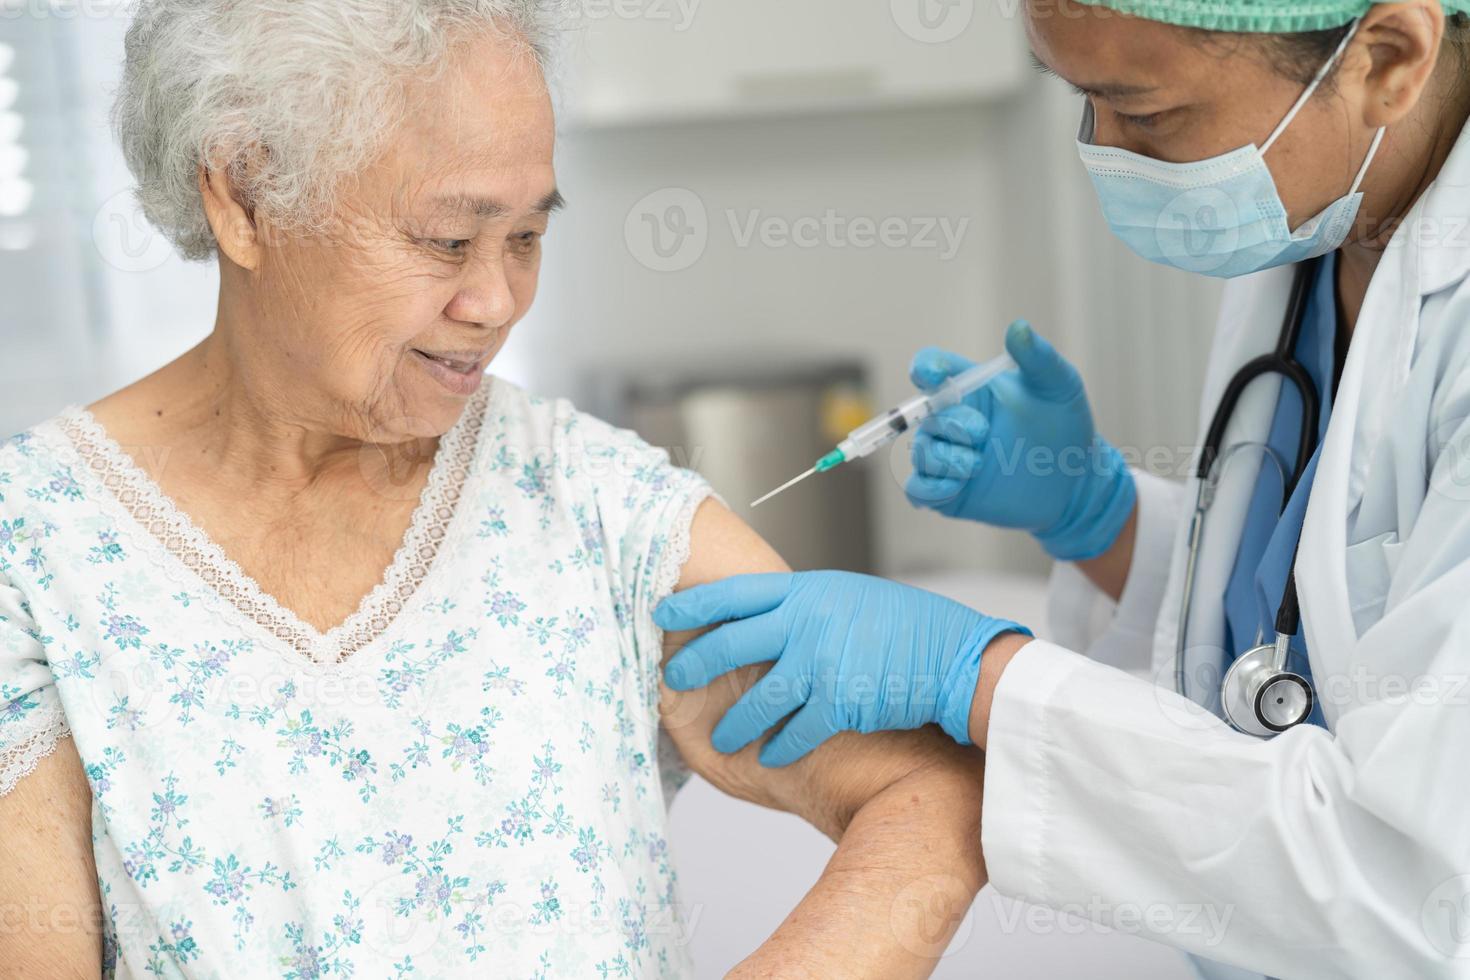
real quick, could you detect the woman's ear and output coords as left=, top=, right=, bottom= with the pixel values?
left=1352, top=0, right=1446, bottom=129
left=197, top=155, right=263, bottom=270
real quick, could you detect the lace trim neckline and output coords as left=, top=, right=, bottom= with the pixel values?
left=52, top=384, right=493, bottom=665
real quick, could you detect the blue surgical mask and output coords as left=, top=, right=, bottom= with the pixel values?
left=1076, top=19, right=1384, bottom=279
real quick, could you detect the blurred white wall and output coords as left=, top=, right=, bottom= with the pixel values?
left=0, top=7, right=217, bottom=432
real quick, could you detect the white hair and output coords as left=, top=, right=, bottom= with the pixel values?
left=113, top=0, right=567, bottom=261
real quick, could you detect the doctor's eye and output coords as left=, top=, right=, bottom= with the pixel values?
left=1117, top=110, right=1166, bottom=130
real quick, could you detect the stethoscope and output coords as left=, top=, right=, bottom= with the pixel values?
left=1174, top=257, right=1324, bottom=738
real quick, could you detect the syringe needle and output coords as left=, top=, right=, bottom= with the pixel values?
left=751, top=466, right=816, bottom=509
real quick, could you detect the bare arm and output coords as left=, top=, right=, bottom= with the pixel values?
left=660, top=500, right=986, bottom=978
left=1074, top=501, right=1137, bottom=601
left=0, top=737, right=103, bottom=977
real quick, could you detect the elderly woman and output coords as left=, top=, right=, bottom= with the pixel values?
left=0, top=2, right=990, bottom=977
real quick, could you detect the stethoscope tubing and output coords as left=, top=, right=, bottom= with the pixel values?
left=1174, top=257, right=1324, bottom=709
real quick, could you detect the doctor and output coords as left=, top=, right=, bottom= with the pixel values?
left=657, top=1, right=1470, bottom=977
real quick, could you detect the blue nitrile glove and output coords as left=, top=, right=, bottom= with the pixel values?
left=656, top=571, right=1031, bottom=767
left=906, top=319, right=1137, bottom=561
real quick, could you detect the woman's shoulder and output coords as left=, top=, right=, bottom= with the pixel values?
left=0, top=411, right=87, bottom=516
left=481, top=374, right=564, bottom=434
left=482, top=375, right=653, bottom=455
left=476, top=375, right=708, bottom=512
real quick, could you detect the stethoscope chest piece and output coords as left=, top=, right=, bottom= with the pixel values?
left=1176, top=257, right=1328, bottom=739
left=1220, top=634, right=1314, bottom=737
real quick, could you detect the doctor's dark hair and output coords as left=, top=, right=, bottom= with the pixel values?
left=1248, top=12, right=1470, bottom=90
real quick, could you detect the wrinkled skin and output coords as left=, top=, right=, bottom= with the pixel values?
left=87, top=29, right=562, bottom=631
left=208, top=28, right=562, bottom=444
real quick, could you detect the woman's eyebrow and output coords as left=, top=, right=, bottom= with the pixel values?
left=1029, top=51, right=1157, bottom=98
left=431, top=189, right=567, bottom=217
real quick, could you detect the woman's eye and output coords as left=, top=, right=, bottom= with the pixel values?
left=427, top=238, right=472, bottom=255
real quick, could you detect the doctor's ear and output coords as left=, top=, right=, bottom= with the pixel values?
left=1349, top=0, right=1448, bottom=129
left=198, top=147, right=267, bottom=271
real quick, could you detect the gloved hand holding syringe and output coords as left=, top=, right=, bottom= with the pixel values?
left=751, top=352, right=1018, bottom=508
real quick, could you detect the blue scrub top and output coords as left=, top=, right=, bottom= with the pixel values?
left=1220, top=254, right=1339, bottom=730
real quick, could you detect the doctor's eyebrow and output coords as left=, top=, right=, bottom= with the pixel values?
left=1029, top=52, right=1157, bottom=99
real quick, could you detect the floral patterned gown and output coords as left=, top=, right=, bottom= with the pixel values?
left=0, top=378, right=713, bottom=979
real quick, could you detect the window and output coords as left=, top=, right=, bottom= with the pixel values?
left=0, top=40, right=33, bottom=250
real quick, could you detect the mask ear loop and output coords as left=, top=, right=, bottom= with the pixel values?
left=1347, top=126, right=1387, bottom=196
left=1261, top=17, right=1363, bottom=155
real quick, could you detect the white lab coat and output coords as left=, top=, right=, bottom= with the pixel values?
left=980, top=116, right=1470, bottom=980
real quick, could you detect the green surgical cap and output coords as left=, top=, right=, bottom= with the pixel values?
left=1077, top=0, right=1470, bottom=32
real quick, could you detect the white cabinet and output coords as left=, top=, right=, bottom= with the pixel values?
left=560, top=0, right=1029, bottom=127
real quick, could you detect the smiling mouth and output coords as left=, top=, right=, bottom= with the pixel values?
left=412, top=349, right=485, bottom=375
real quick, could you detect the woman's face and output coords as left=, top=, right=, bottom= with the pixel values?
left=226, top=31, right=559, bottom=442
left=1024, top=1, right=1389, bottom=235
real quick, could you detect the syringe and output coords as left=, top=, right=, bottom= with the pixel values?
left=751, top=352, right=1018, bottom=508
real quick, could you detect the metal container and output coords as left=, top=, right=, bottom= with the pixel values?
left=583, top=358, right=875, bottom=574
